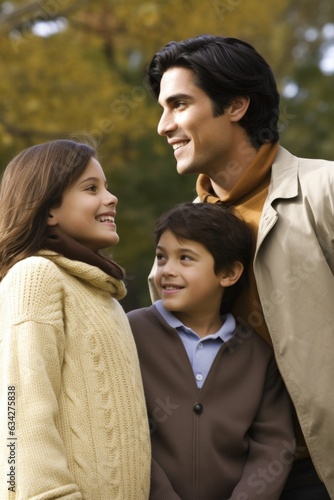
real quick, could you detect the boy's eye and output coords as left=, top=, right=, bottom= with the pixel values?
left=156, top=253, right=167, bottom=266
left=181, top=255, right=192, bottom=261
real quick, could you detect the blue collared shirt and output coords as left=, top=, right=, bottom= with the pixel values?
left=154, top=300, right=236, bottom=388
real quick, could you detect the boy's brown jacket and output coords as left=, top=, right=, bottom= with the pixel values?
left=128, top=304, right=295, bottom=500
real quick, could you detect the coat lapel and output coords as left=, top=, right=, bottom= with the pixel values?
left=255, top=147, right=299, bottom=255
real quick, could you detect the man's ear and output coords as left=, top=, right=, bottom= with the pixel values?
left=228, top=96, right=250, bottom=122
left=219, top=261, right=244, bottom=288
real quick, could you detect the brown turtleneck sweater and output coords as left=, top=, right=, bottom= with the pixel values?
left=196, top=141, right=308, bottom=459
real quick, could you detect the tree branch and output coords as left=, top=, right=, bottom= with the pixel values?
left=0, top=0, right=90, bottom=34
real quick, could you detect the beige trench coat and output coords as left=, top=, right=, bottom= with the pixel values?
left=254, top=146, right=334, bottom=497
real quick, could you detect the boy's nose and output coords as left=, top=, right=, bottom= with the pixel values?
left=162, top=265, right=177, bottom=277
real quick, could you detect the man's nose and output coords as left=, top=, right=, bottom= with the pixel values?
left=157, top=111, right=177, bottom=136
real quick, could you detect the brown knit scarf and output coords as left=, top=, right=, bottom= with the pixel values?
left=42, top=230, right=126, bottom=281
left=196, top=142, right=280, bottom=345
left=196, top=141, right=309, bottom=458
left=196, top=142, right=278, bottom=347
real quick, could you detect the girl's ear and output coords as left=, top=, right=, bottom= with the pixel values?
left=219, top=261, right=244, bottom=288
left=47, top=211, right=57, bottom=227
left=228, top=96, right=250, bottom=122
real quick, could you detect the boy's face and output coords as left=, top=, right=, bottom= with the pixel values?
left=154, top=230, right=225, bottom=323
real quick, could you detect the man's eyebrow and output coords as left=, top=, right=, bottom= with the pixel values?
left=159, top=93, right=193, bottom=105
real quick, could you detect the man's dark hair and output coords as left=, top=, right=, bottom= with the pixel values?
left=154, top=202, right=253, bottom=313
left=147, top=34, right=280, bottom=148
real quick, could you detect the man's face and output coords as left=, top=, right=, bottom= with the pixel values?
left=157, top=67, right=238, bottom=178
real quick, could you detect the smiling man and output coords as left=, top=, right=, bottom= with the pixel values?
left=146, top=34, right=334, bottom=499
left=157, top=67, right=253, bottom=190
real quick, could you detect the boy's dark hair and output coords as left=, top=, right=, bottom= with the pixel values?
left=147, top=34, right=280, bottom=148
left=154, top=202, right=253, bottom=313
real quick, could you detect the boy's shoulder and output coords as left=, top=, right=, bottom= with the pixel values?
left=127, top=304, right=158, bottom=325
left=229, top=320, right=273, bottom=357
left=127, top=304, right=173, bottom=339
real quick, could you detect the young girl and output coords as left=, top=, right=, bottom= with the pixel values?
left=0, top=139, right=150, bottom=499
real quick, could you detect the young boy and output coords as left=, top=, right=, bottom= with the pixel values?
left=128, top=202, right=295, bottom=500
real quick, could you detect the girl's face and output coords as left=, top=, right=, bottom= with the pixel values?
left=48, top=158, right=119, bottom=252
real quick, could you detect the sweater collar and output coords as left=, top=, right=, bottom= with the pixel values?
left=38, top=248, right=127, bottom=299
left=196, top=142, right=279, bottom=205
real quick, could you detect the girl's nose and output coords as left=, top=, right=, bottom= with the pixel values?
left=106, top=190, right=118, bottom=206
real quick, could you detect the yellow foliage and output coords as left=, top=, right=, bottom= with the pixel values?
left=0, top=0, right=290, bottom=167
left=3, top=0, right=333, bottom=309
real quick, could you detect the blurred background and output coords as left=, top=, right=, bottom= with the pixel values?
left=0, top=0, right=333, bottom=310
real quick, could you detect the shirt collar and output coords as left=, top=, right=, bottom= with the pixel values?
left=154, top=299, right=236, bottom=342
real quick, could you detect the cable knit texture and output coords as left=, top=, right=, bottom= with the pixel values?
left=0, top=251, right=150, bottom=500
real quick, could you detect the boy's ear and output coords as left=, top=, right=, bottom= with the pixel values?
left=219, top=261, right=244, bottom=288
left=228, top=96, right=250, bottom=122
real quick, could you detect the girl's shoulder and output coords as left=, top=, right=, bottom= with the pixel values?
left=1, top=254, right=64, bottom=298
left=6, top=253, right=61, bottom=279
left=0, top=255, right=65, bottom=320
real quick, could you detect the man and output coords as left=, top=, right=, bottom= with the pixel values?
left=147, top=34, right=334, bottom=499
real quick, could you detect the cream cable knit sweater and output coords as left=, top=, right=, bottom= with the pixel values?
left=0, top=251, right=150, bottom=500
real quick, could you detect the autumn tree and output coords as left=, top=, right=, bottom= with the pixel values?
left=0, top=0, right=333, bottom=308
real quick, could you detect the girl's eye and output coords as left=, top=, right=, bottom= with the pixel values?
left=86, top=185, right=97, bottom=192
left=156, top=253, right=166, bottom=262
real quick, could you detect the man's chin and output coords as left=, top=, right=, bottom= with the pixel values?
left=176, top=162, right=197, bottom=176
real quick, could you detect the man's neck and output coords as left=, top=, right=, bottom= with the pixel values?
left=210, top=141, right=258, bottom=198
left=196, top=142, right=278, bottom=203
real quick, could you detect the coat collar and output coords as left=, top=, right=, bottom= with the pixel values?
left=256, top=146, right=299, bottom=253
left=267, top=146, right=299, bottom=203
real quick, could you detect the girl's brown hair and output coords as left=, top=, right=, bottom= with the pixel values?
left=0, top=139, right=96, bottom=279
